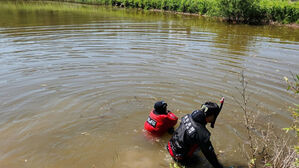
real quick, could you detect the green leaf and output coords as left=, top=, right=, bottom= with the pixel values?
left=250, top=158, right=256, bottom=165
left=283, top=127, right=291, bottom=133
left=284, top=76, right=289, bottom=82
left=265, top=163, right=272, bottom=167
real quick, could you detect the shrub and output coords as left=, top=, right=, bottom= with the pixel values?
left=259, top=0, right=299, bottom=23
left=58, top=0, right=299, bottom=24
left=218, top=0, right=265, bottom=23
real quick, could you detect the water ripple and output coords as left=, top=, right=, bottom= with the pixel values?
left=0, top=4, right=298, bottom=167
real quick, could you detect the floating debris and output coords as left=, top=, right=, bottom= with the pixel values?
left=81, top=132, right=90, bottom=136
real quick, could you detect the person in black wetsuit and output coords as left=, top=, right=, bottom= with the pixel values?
left=167, top=98, right=224, bottom=168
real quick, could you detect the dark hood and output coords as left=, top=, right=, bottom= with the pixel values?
left=191, top=109, right=207, bottom=125
left=154, top=101, right=167, bottom=114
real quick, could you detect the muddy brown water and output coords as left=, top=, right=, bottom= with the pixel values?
left=0, top=1, right=298, bottom=168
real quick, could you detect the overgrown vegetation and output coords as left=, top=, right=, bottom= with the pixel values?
left=284, top=73, right=299, bottom=167
left=54, top=0, right=299, bottom=24
left=219, top=0, right=299, bottom=24
left=233, top=71, right=298, bottom=168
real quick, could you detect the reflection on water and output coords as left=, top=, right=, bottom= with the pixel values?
left=0, top=1, right=298, bottom=168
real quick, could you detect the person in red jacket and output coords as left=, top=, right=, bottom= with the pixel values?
left=144, top=101, right=178, bottom=136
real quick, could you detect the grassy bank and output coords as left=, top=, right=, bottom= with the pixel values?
left=54, top=0, right=299, bottom=24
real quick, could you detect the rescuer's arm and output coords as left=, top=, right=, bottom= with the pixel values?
left=166, top=111, right=178, bottom=125
left=199, top=139, right=223, bottom=168
left=165, top=111, right=178, bottom=134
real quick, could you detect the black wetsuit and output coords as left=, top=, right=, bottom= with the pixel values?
left=167, top=110, right=223, bottom=168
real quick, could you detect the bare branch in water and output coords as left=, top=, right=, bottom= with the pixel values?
left=234, top=71, right=298, bottom=168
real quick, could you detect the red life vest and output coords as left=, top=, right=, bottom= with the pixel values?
left=144, top=110, right=178, bottom=136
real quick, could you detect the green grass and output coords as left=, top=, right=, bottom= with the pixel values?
left=61, top=0, right=298, bottom=24
left=0, top=0, right=103, bottom=12
left=5, top=0, right=299, bottom=24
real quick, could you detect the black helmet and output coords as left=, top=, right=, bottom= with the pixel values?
left=154, top=101, right=167, bottom=114
left=201, top=102, right=220, bottom=128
